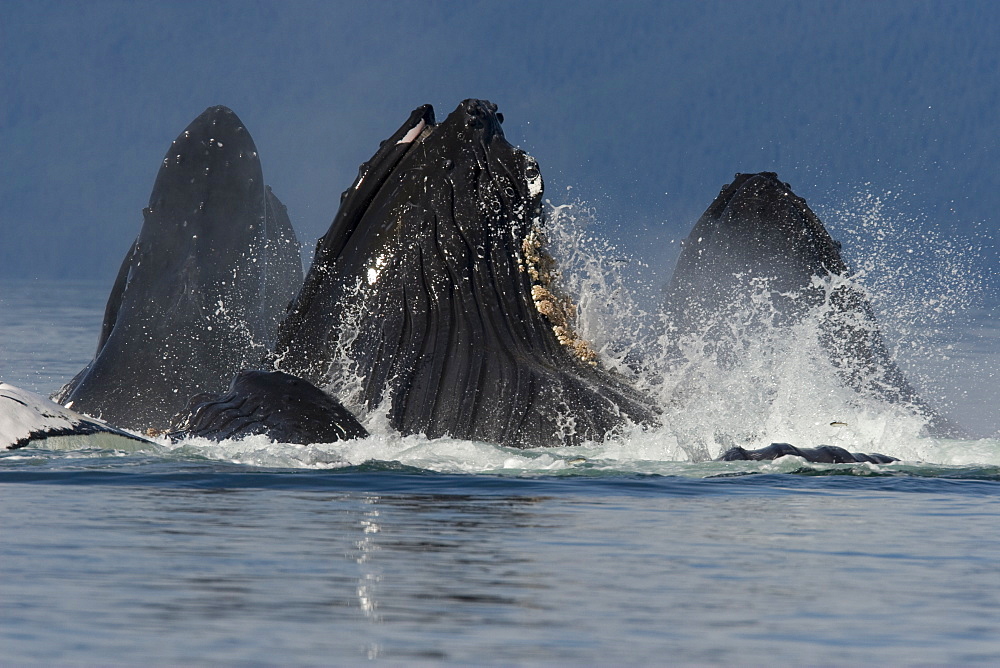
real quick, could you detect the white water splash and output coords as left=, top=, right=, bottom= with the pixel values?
left=537, top=190, right=994, bottom=464
left=10, top=188, right=997, bottom=473
left=817, top=188, right=996, bottom=434
left=543, top=200, right=654, bottom=376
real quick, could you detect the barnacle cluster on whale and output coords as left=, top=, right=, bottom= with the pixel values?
left=1, top=99, right=968, bottom=462
left=520, top=226, right=600, bottom=366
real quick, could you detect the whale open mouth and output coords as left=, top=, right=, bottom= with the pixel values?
left=297, top=99, right=535, bottom=302
left=316, top=100, right=522, bottom=266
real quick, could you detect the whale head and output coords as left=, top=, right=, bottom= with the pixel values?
left=661, top=172, right=967, bottom=439
left=663, top=172, right=848, bottom=334
left=274, top=100, right=655, bottom=447
left=303, top=99, right=542, bottom=295
left=146, top=105, right=263, bottom=233
left=55, top=105, right=301, bottom=432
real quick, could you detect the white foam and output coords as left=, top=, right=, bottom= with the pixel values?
left=158, top=426, right=1000, bottom=474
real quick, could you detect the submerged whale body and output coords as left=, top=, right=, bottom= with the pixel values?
left=273, top=99, right=658, bottom=448
left=1, top=383, right=153, bottom=451
left=169, top=370, right=367, bottom=444
left=719, top=442, right=898, bottom=465
left=662, top=172, right=964, bottom=438
left=55, top=106, right=302, bottom=432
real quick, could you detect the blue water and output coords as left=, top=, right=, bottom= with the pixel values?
left=3, top=279, right=1000, bottom=664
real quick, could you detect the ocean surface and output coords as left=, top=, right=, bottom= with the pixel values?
left=2, top=277, right=1000, bottom=665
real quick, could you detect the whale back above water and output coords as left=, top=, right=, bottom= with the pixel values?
left=273, top=100, right=658, bottom=448
left=54, top=106, right=302, bottom=432
left=719, top=442, right=898, bottom=465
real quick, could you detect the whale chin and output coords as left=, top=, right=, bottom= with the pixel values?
left=273, top=99, right=658, bottom=448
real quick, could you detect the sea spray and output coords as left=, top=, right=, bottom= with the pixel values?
left=542, top=190, right=985, bottom=461
left=543, top=201, right=655, bottom=373
left=167, top=190, right=991, bottom=469
left=817, top=188, right=985, bottom=407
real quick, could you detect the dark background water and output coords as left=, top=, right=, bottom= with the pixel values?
left=2, top=1, right=997, bottom=296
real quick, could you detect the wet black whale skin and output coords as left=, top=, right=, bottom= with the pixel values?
left=55, top=106, right=301, bottom=432
left=274, top=100, right=657, bottom=448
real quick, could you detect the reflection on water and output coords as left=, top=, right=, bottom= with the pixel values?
left=0, top=483, right=562, bottom=663
left=357, top=495, right=380, bottom=659
left=2, top=481, right=1000, bottom=664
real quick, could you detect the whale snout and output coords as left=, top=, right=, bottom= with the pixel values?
left=458, top=99, right=505, bottom=137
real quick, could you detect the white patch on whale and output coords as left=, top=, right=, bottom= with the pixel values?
left=396, top=119, right=427, bottom=145
left=0, top=383, right=154, bottom=451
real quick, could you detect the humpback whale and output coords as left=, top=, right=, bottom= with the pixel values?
left=663, top=172, right=848, bottom=336
left=1, top=383, right=153, bottom=451
left=273, top=100, right=658, bottom=448
left=55, top=106, right=302, bottom=433
left=169, top=370, right=368, bottom=444
left=719, top=442, right=898, bottom=464
left=662, top=172, right=964, bottom=438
